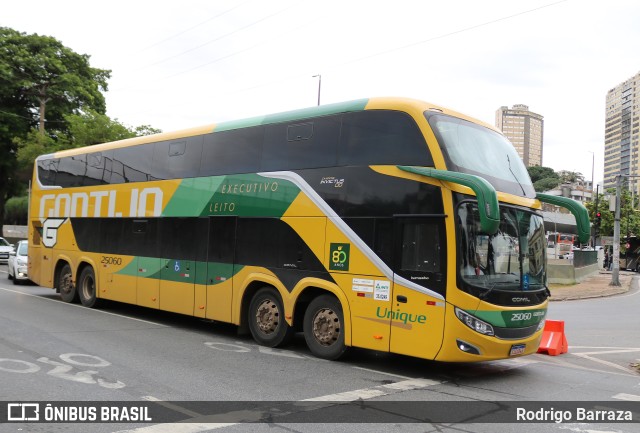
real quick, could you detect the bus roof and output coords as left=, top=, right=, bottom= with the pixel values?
left=39, top=97, right=501, bottom=160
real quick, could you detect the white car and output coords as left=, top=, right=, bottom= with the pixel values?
left=0, top=237, right=14, bottom=264
left=8, top=240, right=28, bottom=284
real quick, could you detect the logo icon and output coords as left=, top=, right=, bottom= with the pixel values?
left=42, top=218, right=66, bottom=248
left=329, top=243, right=350, bottom=271
left=8, top=403, right=40, bottom=421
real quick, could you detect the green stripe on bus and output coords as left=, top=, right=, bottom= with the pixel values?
left=472, top=309, right=546, bottom=328
left=162, top=174, right=300, bottom=218
left=116, top=258, right=241, bottom=286
left=214, top=99, right=369, bottom=132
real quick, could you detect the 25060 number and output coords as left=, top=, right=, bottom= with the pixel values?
left=511, top=312, right=532, bottom=321
left=101, top=256, right=122, bottom=266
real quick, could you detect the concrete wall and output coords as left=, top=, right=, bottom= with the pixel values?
left=2, top=225, right=28, bottom=245
left=548, top=259, right=599, bottom=285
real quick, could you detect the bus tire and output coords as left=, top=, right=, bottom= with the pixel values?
left=303, top=294, right=347, bottom=360
left=78, top=266, right=100, bottom=308
left=248, top=287, right=294, bottom=348
left=58, top=263, right=77, bottom=303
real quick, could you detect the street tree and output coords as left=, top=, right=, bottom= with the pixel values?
left=0, top=27, right=110, bottom=234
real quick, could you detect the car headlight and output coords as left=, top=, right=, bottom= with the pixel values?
left=17, top=258, right=27, bottom=266
left=455, top=307, right=495, bottom=336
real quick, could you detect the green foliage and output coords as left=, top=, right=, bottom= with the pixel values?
left=0, top=27, right=110, bottom=232
left=557, top=170, right=585, bottom=184
left=5, top=196, right=28, bottom=225
left=533, top=177, right=560, bottom=192
left=527, top=165, right=560, bottom=192
left=585, top=189, right=640, bottom=238
left=527, top=166, right=559, bottom=184
left=526, top=166, right=587, bottom=193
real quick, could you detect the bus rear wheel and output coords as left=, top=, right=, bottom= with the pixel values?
left=303, top=295, right=347, bottom=360
left=248, top=287, right=294, bottom=348
left=78, top=266, right=99, bottom=308
left=58, top=263, right=77, bottom=303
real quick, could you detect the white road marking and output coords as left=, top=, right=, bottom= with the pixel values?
left=114, top=378, right=442, bottom=433
left=571, top=353, right=637, bottom=374
left=613, top=393, right=640, bottom=401
left=0, top=287, right=167, bottom=327
left=142, top=396, right=202, bottom=417
left=351, top=366, right=413, bottom=380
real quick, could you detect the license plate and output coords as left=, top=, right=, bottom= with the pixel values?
left=510, top=344, right=526, bottom=356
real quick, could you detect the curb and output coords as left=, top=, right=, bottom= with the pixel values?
left=549, top=274, right=635, bottom=301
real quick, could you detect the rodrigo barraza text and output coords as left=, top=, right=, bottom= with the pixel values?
left=516, top=407, right=632, bottom=423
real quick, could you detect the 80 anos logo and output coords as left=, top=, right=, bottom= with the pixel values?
left=329, top=243, right=350, bottom=271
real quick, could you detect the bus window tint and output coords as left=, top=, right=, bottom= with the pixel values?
left=84, top=152, right=106, bottom=186
left=113, top=146, right=153, bottom=183
left=339, top=111, right=432, bottom=166
left=262, top=116, right=340, bottom=171
left=200, top=127, right=264, bottom=176
left=56, top=154, right=87, bottom=187
left=37, top=158, right=59, bottom=186
left=154, top=137, right=203, bottom=180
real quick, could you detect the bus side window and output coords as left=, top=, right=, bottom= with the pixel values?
left=200, top=127, right=264, bottom=176
left=339, top=111, right=433, bottom=167
left=56, top=154, right=86, bottom=188
left=84, top=152, right=105, bottom=186
left=154, top=137, right=203, bottom=180
left=261, top=116, right=340, bottom=171
left=114, top=145, right=154, bottom=183
left=37, top=158, right=59, bottom=186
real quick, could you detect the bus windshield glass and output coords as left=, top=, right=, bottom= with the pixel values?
left=426, top=113, right=536, bottom=198
left=458, top=202, right=546, bottom=292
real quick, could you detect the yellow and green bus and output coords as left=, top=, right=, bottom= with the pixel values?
left=28, top=97, right=589, bottom=362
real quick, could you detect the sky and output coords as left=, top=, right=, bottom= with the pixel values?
left=3, top=0, right=640, bottom=186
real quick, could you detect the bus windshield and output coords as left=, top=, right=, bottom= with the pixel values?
left=458, top=202, right=546, bottom=292
left=426, top=113, right=536, bottom=198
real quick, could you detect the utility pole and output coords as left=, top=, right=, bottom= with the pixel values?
left=612, top=175, right=621, bottom=286
left=312, top=74, right=321, bottom=106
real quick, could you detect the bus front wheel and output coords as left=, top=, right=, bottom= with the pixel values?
left=248, top=287, right=294, bottom=348
left=78, top=266, right=99, bottom=308
left=58, top=263, right=77, bottom=303
left=303, top=295, right=347, bottom=360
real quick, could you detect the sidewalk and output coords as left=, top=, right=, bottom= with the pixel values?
left=549, top=270, right=636, bottom=301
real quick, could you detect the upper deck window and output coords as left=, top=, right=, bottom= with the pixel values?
left=427, top=113, right=535, bottom=198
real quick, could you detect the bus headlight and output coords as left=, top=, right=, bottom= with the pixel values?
left=536, top=319, right=546, bottom=332
left=455, top=308, right=494, bottom=336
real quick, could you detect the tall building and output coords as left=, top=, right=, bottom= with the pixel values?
left=604, top=71, right=640, bottom=192
left=495, top=104, right=544, bottom=167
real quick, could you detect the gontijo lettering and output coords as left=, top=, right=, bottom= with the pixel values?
left=39, top=187, right=163, bottom=218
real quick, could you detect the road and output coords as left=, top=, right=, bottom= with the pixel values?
left=0, top=264, right=638, bottom=433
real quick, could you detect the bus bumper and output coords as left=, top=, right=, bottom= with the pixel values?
left=434, top=304, right=544, bottom=362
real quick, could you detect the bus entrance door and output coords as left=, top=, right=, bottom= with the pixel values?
left=390, top=217, right=446, bottom=360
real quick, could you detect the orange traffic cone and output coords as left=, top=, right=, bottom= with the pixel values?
left=537, top=320, right=568, bottom=356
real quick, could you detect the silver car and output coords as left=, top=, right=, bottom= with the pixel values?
left=0, top=237, right=14, bottom=264
left=8, top=240, right=28, bottom=284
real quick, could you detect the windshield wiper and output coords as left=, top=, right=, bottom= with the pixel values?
left=507, top=155, right=526, bottom=196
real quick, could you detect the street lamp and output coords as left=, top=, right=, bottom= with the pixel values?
left=312, top=74, right=321, bottom=106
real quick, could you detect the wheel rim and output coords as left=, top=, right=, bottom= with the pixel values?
left=60, top=269, right=73, bottom=295
left=255, top=299, right=280, bottom=335
left=81, top=273, right=95, bottom=300
left=312, top=308, right=340, bottom=346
